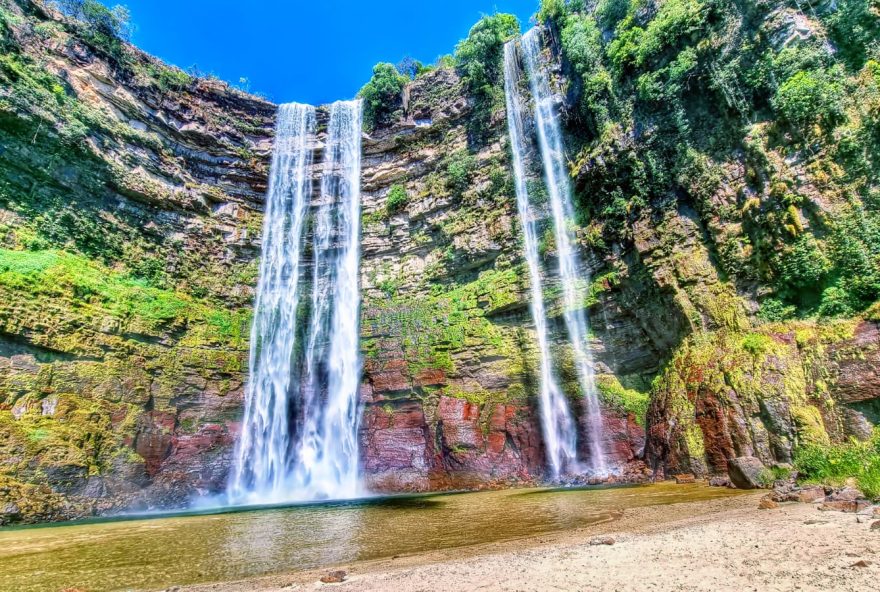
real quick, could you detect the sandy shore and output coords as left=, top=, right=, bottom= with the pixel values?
left=179, top=492, right=878, bottom=592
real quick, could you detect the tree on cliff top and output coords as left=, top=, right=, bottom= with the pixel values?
left=358, top=62, right=408, bottom=131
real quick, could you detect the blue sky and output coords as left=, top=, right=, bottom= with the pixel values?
left=122, top=0, right=540, bottom=105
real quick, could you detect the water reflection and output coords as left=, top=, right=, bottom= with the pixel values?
left=0, top=483, right=745, bottom=592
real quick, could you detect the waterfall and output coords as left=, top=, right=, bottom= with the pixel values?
left=503, top=42, right=578, bottom=480
left=514, top=28, right=608, bottom=476
left=290, top=100, right=364, bottom=499
left=228, top=100, right=364, bottom=505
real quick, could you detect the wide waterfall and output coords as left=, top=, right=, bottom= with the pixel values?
left=503, top=42, right=579, bottom=479
left=514, top=28, right=607, bottom=476
left=228, top=100, right=364, bottom=504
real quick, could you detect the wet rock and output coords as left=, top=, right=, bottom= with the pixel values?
left=727, top=456, right=766, bottom=489
left=589, top=536, right=616, bottom=546
left=674, top=474, right=696, bottom=484
left=708, top=475, right=731, bottom=487
left=758, top=498, right=779, bottom=510
left=320, top=570, right=347, bottom=584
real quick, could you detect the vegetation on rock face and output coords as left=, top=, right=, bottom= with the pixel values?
left=541, top=0, right=880, bottom=319
left=358, top=62, right=408, bottom=131
left=795, top=428, right=880, bottom=499
left=455, top=13, right=520, bottom=141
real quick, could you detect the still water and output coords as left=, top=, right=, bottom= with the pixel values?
left=0, top=483, right=743, bottom=592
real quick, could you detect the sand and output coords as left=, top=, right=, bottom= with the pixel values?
left=178, top=492, right=879, bottom=592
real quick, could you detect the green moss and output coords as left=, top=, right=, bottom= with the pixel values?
left=595, top=374, right=649, bottom=427
left=0, top=247, right=248, bottom=346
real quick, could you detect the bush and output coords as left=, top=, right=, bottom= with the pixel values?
left=777, top=234, right=831, bottom=294
left=358, top=62, right=408, bottom=130
left=454, top=13, right=519, bottom=138
left=445, top=150, right=476, bottom=193
left=54, top=0, right=131, bottom=64
left=773, top=68, right=846, bottom=133
left=385, top=184, right=408, bottom=214
left=794, top=429, right=880, bottom=499
left=757, top=297, right=796, bottom=322
left=818, top=286, right=855, bottom=318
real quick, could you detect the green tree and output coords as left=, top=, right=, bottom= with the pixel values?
left=358, top=62, right=408, bottom=130
left=454, top=13, right=519, bottom=139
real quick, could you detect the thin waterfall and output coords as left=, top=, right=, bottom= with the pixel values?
left=503, top=41, right=578, bottom=479
left=227, top=100, right=364, bottom=505
left=520, top=28, right=607, bottom=475
left=290, top=100, right=364, bottom=499
left=228, top=103, right=317, bottom=503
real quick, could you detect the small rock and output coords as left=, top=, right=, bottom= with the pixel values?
left=589, top=536, right=615, bottom=546
left=727, top=456, right=766, bottom=489
left=708, top=475, right=731, bottom=488
left=674, top=474, right=696, bottom=484
left=797, top=486, right=826, bottom=503
left=759, top=498, right=779, bottom=510
left=819, top=500, right=872, bottom=513
left=873, top=507, right=880, bottom=518
left=320, top=570, right=347, bottom=584
left=850, top=560, right=871, bottom=568
left=804, top=519, right=827, bottom=525
left=871, top=520, right=880, bottom=531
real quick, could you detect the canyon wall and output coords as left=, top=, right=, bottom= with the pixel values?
left=1, top=0, right=878, bottom=524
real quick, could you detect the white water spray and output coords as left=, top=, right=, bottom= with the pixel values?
left=520, top=28, right=607, bottom=475
left=228, top=100, right=364, bottom=504
left=503, top=42, right=579, bottom=479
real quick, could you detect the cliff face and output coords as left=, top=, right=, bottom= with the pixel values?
left=0, top=0, right=879, bottom=525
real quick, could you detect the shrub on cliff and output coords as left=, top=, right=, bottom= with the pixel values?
left=455, top=13, right=519, bottom=140
left=358, top=62, right=408, bottom=131
left=773, top=68, right=846, bottom=134
left=794, top=429, right=880, bottom=499
left=53, top=0, right=132, bottom=64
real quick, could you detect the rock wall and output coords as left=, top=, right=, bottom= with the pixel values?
left=1, top=0, right=879, bottom=524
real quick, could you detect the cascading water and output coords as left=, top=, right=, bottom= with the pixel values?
left=519, top=28, right=607, bottom=476
left=503, top=42, right=578, bottom=480
left=228, top=103, right=316, bottom=503
left=228, top=100, right=364, bottom=505
left=289, top=100, right=364, bottom=499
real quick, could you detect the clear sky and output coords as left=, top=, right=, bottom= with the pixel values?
left=121, top=0, right=540, bottom=105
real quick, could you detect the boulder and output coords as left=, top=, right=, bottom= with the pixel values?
left=674, top=474, right=696, bottom=484
left=727, top=456, right=766, bottom=489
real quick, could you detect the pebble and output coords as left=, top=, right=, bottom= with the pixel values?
left=589, top=536, right=615, bottom=546
left=320, top=570, right=347, bottom=584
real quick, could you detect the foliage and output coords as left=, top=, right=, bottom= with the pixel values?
left=454, top=13, right=519, bottom=140
left=820, top=0, right=880, bottom=70
left=385, top=183, right=408, bottom=214
left=757, top=298, right=796, bottom=322
left=358, top=62, right=408, bottom=130
left=794, top=429, right=880, bottom=499
left=53, top=0, right=131, bottom=64
left=0, top=248, right=245, bottom=342
left=772, top=68, right=846, bottom=134
left=444, top=150, right=476, bottom=194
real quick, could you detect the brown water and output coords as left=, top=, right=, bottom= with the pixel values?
left=0, top=483, right=743, bottom=592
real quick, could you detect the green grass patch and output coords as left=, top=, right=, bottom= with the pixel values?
left=794, top=428, right=880, bottom=499
left=0, top=248, right=248, bottom=344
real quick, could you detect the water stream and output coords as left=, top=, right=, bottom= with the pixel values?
left=228, top=100, right=364, bottom=505
left=520, top=28, right=607, bottom=475
left=0, top=484, right=745, bottom=592
left=503, top=41, right=579, bottom=480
